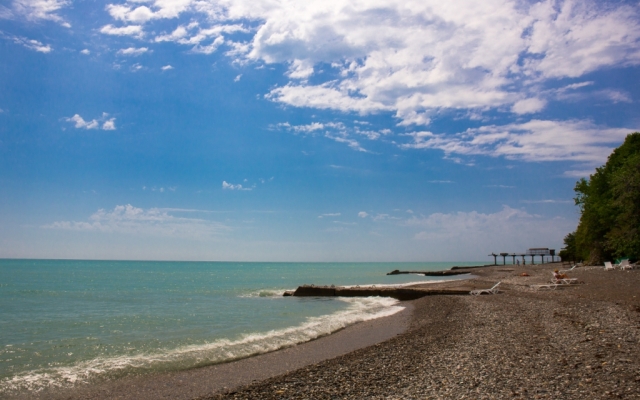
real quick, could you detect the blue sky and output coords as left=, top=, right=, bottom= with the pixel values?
left=0, top=0, right=639, bottom=261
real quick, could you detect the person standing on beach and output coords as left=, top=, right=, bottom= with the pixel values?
left=516, top=259, right=520, bottom=266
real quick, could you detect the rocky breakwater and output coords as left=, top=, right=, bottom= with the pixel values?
left=284, top=285, right=469, bottom=300
left=386, top=266, right=491, bottom=276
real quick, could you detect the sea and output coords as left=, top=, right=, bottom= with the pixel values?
left=0, top=259, right=481, bottom=395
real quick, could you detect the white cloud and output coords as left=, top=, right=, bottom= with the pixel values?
left=222, top=180, right=251, bottom=190
left=102, top=118, right=116, bottom=130
left=234, top=74, right=242, bottom=82
left=240, top=0, right=638, bottom=123
left=358, top=211, right=369, bottom=218
left=354, top=127, right=389, bottom=141
left=563, top=169, right=597, bottom=178
left=524, top=1, right=640, bottom=79
left=154, top=25, right=190, bottom=42
left=277, top=121, right=330, bottom=134
left=402, top=119, right=636, bottom=169
left=405, top=205, right=575, bottom=255
left=511, top=98, right=547, bottom=114
left=100, top=24, right=144, bottom=37
left=0, top=5, right=13, bottom=19
left=161, top=65, right=174, bottom=70
left=107, top=3, right=156, bottom=23
left=117, top=46, right=149, bottom=56
left=66, top=114, right=98, bottom=129
left=12, top=36, right=52, bottom=53
left=428, top=180, right=453, bottom=184
left=12, top=0, right=70, bottom=26
left=154, top=23, right=246, bottom=54
left=106, top=0, right=193, bottom=23
left=276, top=121, right=377, bottom=151
left=597, top=89, right=632, bottom=104
left=99, top=0, right=640, bottom=125
left=324, top=131, right=367, bottom=152
left=191, top=35, right=225, bottom=54
left=560, top=81, right=594, bottom=91
left=65, top=113, right=116, bottom=130
left=43, top=204, right=228, bottom=239
left=287, top=59, right=314, bottom=79
left=318, top=212, right=341, bottom=218
left=80, top=49, right=90, bottom=55
left=520, top=199, right=572, bottom=204
left=373, top=213, right=398, bottom=221
left=266, top=83, right=389, bottom=114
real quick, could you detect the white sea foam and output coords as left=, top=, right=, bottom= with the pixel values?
left=341, top=277, right=469, bottom=289
left=238, top=288, right=293, bottom=298
left=0, top=296, right=403, bottom=394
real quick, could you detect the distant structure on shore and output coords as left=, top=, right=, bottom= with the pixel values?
left=489, top=248, right=556, bottom=265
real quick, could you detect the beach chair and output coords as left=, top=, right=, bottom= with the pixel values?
left=619, top=260, right=632, bottom=270
left=531, top=283, right=560, bottom=291
left=559, top=264, right=578, bottom=274
left=551, top=272, right=578, bottom=285
left=470, top=282, right=501, bottom=295
left=604, top=261, right=616, bottom=271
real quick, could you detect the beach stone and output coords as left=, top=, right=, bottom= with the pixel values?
left=205, top=264, right=640, bottom=400
left=334, top=288, right=382, bottom=297
left=293, top=285, right=336, bottom=296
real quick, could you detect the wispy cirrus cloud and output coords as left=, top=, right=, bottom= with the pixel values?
left=520, top=199, right=573, bottom=204
left=10, top=36, right=52, bottom=53
left=401, top=119, right=636, bottom=174
left=275, top=121, right=390, bottom=152
left=153, top=22, right=246, bottom=54
left=117, top=46, right=149, bottom=56
left=43, top=204, right=229, bottom=239
left=318, top=213, right=341, bottom=218
left=100, top=24, right=143, bottom=38
left=11, top=0, right=71, bottom=27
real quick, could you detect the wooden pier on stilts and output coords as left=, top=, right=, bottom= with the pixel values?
left=489, top=248, right=557, bottom=265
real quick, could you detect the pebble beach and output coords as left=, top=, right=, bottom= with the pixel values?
left=207, top=263, right=640, bottom=399
left=17, top=263, right=640, bottom=400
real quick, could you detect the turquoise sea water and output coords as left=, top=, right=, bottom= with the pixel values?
left=0, top=259, right=480, bottom=395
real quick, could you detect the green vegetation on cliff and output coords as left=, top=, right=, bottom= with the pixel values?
left=560, top=133, right=640, bottom=264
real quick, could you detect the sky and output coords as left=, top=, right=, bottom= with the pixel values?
left=0, top=0, right=639, bottom=262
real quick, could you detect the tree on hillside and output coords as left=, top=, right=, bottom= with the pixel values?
left=558, top=232, right=577, bottom=262
left=572, top=132, right=640, bottom=264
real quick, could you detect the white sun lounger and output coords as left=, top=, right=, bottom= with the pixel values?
left=559, top=264, right=578, bottom=274
left=470, top=282, right=501, bottom=295
left=604, top=261, right=616, bottom=270
left=531, top=284, right=560, bottom=290
left=619, top=260, right=632, bottom=270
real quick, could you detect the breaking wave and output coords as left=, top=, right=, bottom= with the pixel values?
left=0, top=296, right=403, bottom=395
